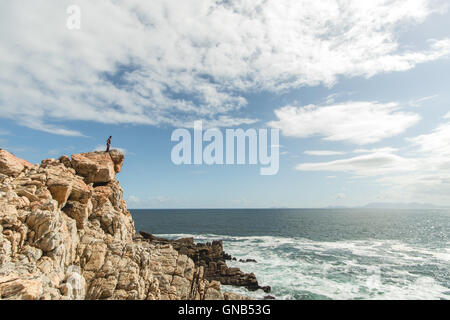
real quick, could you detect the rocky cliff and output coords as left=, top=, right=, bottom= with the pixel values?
left=0, top=149, right=244, bottom=300
left=139, top=233, right=270, bottom=293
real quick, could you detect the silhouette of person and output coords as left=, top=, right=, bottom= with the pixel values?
left=106, top=136, right=112, bottom=152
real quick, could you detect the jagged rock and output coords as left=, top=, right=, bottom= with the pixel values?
left=260, top=286, right=272, bottom=293
left=45, top=164, right=76, bottom=208
left=69, top=177, right=93, bottom=202
left=71, top=151, right=124, bottom=184
left=224, top=292, right=250, bottom=300
left=41, top=159, right=59, bottom=168
left=0, top=275, right=43, bottom=300
left=62, top=200, right=92, bottom=229
left=139, top=232, right=270, bottom=293
left=0, top=149, right=239, bottom=301
left=108, top=150, right=125, bottom=173
left=0, top=150, right=33, bottom=177
left=47, top=185, right=72, bottom=209
left=58, top=156, right=72, bottom=169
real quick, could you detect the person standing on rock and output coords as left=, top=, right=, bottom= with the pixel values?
left=106, top=136, right=112, bottom=152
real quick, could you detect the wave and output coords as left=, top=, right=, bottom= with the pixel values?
left=156, top=233, right=450, bottom=300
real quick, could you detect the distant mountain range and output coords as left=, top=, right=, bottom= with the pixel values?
left=325, top=202, right=450, bottom=209
left=362, top=202, right=449, bottom=209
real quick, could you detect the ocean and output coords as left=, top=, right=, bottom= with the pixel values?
left=131, top=209, right=450, bottom=300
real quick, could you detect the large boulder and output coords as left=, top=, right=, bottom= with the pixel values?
left=45, top=164, right=76, bottom=209
left=71, top=150, right=124, bottom=184
left=0, top=150, right=33, bottom=177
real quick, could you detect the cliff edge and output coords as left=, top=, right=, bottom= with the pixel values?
left=0, top=149, right=242, bottom=300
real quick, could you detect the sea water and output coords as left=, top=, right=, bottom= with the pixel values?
left=131, top=209, right=450, bottom=300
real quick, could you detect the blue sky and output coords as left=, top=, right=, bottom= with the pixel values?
left=1, top=0, right=450, bottom=208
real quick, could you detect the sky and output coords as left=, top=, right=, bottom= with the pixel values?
left=1, top=0, right=450, bottom=208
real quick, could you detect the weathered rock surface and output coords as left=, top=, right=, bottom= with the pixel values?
left=71, top=150, right=124, bottom=184
left=0, top=149, right=234, bottom=300
left=139, top=232, right=270, bottom=293
left=0, top=150, right=33, bottom=177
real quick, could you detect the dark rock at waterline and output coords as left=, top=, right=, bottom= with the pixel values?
left=262, top=286, right=271, bottom=293
left=227, top=256, right=257, bottom=263
left=264, top=295, right=276, bottom=300
left=223, top=252, right=233, bottom=260
left=138, top=231, right=270, bottom=293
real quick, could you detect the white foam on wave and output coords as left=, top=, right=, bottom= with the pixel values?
left=155, top=233, right=450, bottom=300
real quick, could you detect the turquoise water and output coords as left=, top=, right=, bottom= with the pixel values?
left=131, top=209, right=450, bottom=300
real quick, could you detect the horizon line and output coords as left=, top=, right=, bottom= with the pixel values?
left=129, top=206, right=449, bottom=210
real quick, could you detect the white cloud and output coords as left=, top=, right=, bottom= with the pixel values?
left=295, top=119, right=450, bottom=204
left=0, top=0, right=449, bottom=135
left=127, top=195, right=174, bottom=208
left=20, top=118, right=85, bottom=137
left=353, top=147, right=399, bottom=154
left=270, top=101, right=420, bottom=144
left=376, top=173, right=450, bottom=204
left=296, top=151, right=419, bottom=176
left=128, top=195, right=141, bottom=204
left=324, top=92, right=356, bottom=105
left=335, top=193, right=347, bottom=200
left=409, top=121, right=450, bottom=156
left=304, top=150, right=346, bottom=156
left=408, top=94, right=439, bottom=107
left=173, top=116, right=258, bottom=129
